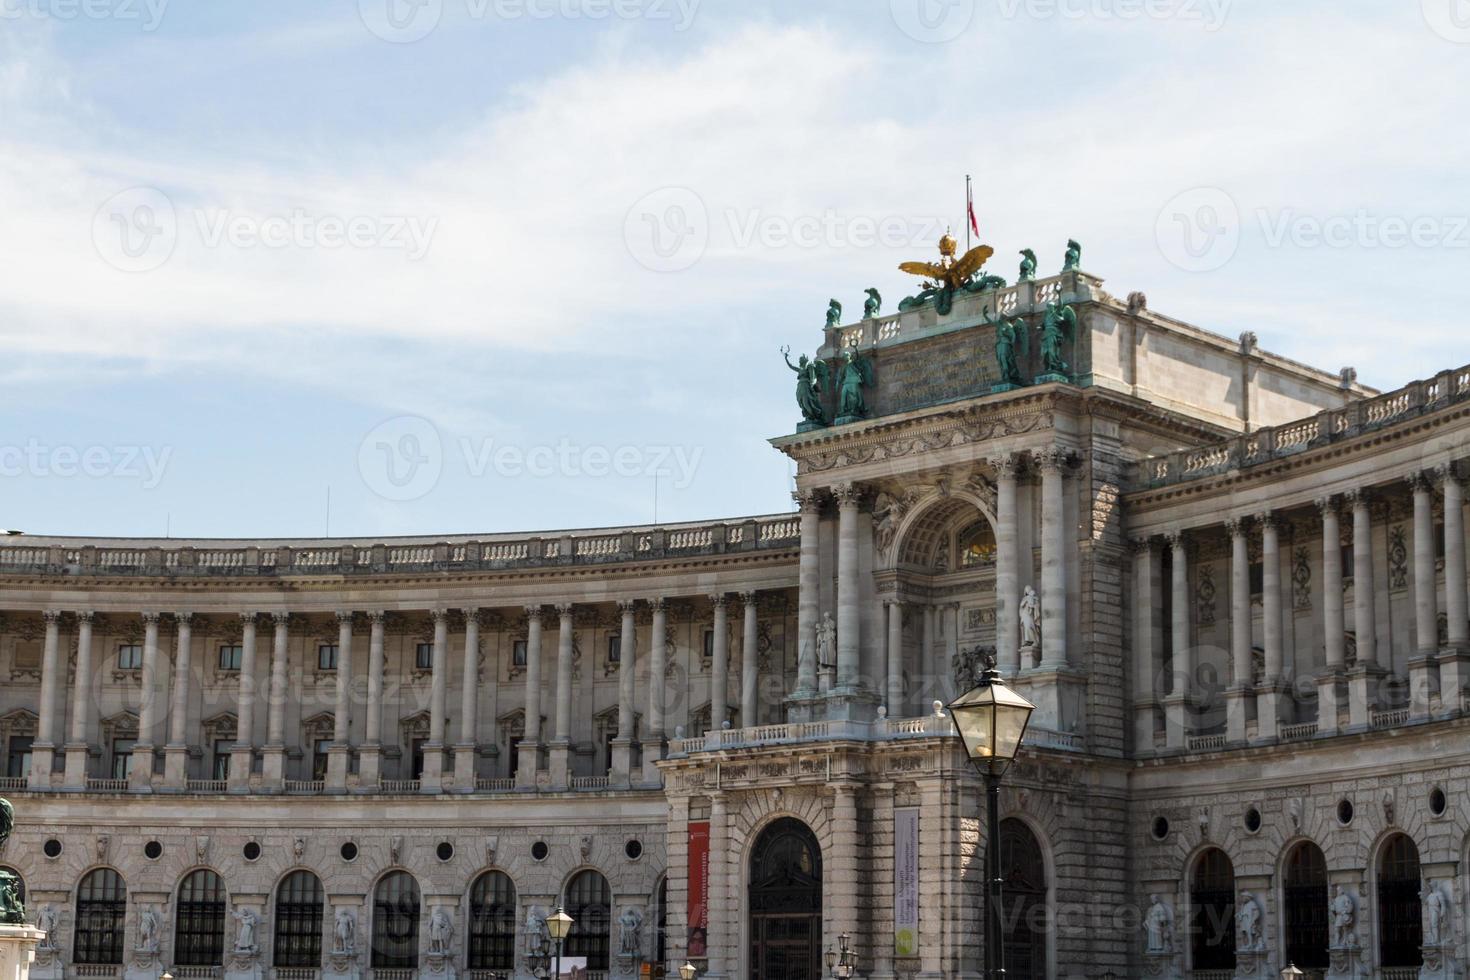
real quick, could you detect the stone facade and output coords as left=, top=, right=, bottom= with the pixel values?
left=1, top=268, right=1467, bottom=980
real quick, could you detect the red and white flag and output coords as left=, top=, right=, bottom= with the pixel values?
left=967, top=192, right=980, bottom=238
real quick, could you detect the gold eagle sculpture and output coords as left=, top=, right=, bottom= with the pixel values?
left=899, top=230, right=995, bottom=292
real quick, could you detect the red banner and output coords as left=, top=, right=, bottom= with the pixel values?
left=687, top=821, right=710, bottom=957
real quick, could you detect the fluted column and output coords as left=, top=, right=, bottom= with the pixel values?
left=63, top=611, right=96, bottom=790
left=706, top=793, right=730, bottom=979
left=1410, top=472, right=1439, bottom=718
left=1164, top=533, right=1190, bottom=748
left=1347, top=489, right=1378, bottom=728
left=516, top=606, right=545, bottom=789
left=990, top=453, right=1021, bottom=675
left=885, top=600, right=904, bottom=718
left=922, top=604, right=937, bottom=704
left=418, top=608, right=449, bottom=793
left=548, top=604, right=575, bottom=790
left=260, top=612, right=290, bottom=790
left=943, top=603, right=960, bottom=702
left=356, top=611, right=386, bottom=791
left=1038, top=449, right=1069, bottom=668
left=740, top=593, right=758, bottom=726
left=1256, top=513, right=1283, bottom=740
left=453, top=609, right=480, bottom=792
left=130, top=612, right=162, bottom=791
left=642, top=598, right=668, bottom=786
left=163, top=612, right=194, bottom=789
left=611, top=601, right=638, bottom=787
left=1441, top=468, right=1470, bottom=712
left=229, top=612, right=258, bottom=794
left=834, top=483, right=863, bottom=690
left=1131, top=539, right=1161, bottom=752
left=327, top=611, right=355, bottom=793
left=1318, top=499, right=1345, bottom=734
left=795, top=490, right=822, bottom=696
left=1225, top=520, right=1251, bottom=743
left=709, top=595, right=729, bottom=731
left=30, top=610, right=62, bottom=790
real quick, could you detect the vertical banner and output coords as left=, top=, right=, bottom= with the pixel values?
left=894, top=807, right=920, bottom=957
left=688, top=821, right=710, bottom=958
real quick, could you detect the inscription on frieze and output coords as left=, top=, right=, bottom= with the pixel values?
left=876, top=329, right=999, bottom=415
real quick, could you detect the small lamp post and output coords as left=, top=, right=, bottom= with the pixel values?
left=679, top=961, right=698, bottom=980
left=1280, top=965, right=1306, bottom=980
left=825, top=932, right=855, bottom=978
left=546, top=905, right=573, bottom=979
left=946, top=653, right=1036, bottom=980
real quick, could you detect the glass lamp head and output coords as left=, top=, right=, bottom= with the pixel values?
left=546, top=905, right=573, bottom=942
left=945, top=663, right=1036, bottom=774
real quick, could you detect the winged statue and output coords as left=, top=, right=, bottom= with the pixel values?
left=897, top=230, right=996, bottom=316
left=984, top=305, right=1030, bottom=388
left=1039, top=300, right=1078, bottom=376
left=782, top=346, right=830, bottom=430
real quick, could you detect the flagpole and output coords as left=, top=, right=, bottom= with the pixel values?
left=965, top=174, right=972, bottom=252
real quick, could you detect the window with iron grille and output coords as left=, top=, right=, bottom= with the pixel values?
left=564, top=870, right=610, bottom=969
left=175, top=869, right=227, bottom=966
left=117, top=644, right=143, bottom=670
left=1284, top=842, right=1329, bottom=970
left=372, top=872, right=420, bottom=968
left=218, top=645, right=243, bottom=671
left=467, top=871, right=516, bottom=971
left=274, top=870, right=324, bottom=968
left=1000, top=818, right=1048, bottom=980
left=1378, top=834, right=1424, bottom=968
left=1189, top=848, right=1236, bottom=972
left=75, top=868, right=127, bottom=965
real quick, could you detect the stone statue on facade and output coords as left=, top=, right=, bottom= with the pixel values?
left=1018, top=248, right=1037, bottom=282
left=333, top=908, right=357, bottom=955
left=863, top=288, right=882, bottom=320
left=1039, top=301, right=1077, bottom=377
left=428, top=907, right=452, bottom=956
left=825, top=299, right=843, bottom=329
left=232, top=908, right=259, bottom=954
left=1019, top=586, right=1041, bottom=649
left=617, top=906, right=643, bottom=958
left=35, top=905, right=59, bottom=949
left=525, top=906, right=549, bottom=960
left=1063, top=239, right=1082, bottom=272
left=816, top=612, right=837, bottom=671
left=1144, top=894, right=1174, bottom=953
left=984, top=305, right=1028, bottom=388
left=0, top=799, right=22, bottom=924
left=1424, top=880, right=1446, bottom=947
left=836, top=349, right=874, bottom=424
left=1236, top=892, right=1263, bottom=951
left=137, top=907, right=161, bottom=954
left=782, top=347, right=830, bottom=430
left=1330, top=885, right=1356, bottom=948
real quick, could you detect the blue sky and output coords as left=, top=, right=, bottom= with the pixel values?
left=2, top=0, right=1468, bottom=538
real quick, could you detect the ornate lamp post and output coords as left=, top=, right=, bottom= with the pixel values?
left=824, top=932, right=856, bottom=978
left=546, top=906, right=573, bottom=979
left=679, top=961, right=699, bottom=980
left=946, top=654, right=1036, bottom=980
left=1280, top=965, right=1305, bottom=980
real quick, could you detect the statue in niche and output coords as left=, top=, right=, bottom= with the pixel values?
left=333, top=908, right=357, bottom=954
left=825, top=299, right=843, bottom=329
left=137, top=907, right=161, bottom=953
left=427, top=907, right=452, bottom=955
left=233, top=908, right=259, bottom=954
left=781, top=347, right=830, bottom=429
left=1063, top=238, right=1082, bottom=272
left=836, top=349, right=874, bottom=422
left=1038, top=301, right=1077, bottom=377
left=1236, top=892, right=1262, bottom=951
left=863, top=288, right=882, bottom=319
left=618, top=907, right=643, bottom=957
left=985, top=304, right=1029, bottom=388
left=1018, top=248, right=1037, bottom=282
left=36, top=905, right=59, bottom=948
left=1423, top=881, right=1446, bottom=946
left=525, top=907, right=549, bottom=959
left=1019, top=586, right=1041, bottom=648
left=1144, top=894, right=1174, bottom=953
left=815, top=613, right=837, bottom=672
left=1330, top=886, right=1355, bottom=948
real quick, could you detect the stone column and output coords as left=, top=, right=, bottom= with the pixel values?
left=1440, top=467, right=1469, bottom=713
left=1132, top=540, right=1162, bottom=752
left=1225, top=520, right=1252, bottom=743
left=922, top=604, right=937, bottom=706
left=1317, top=499, right=1345, bottom=735
left=260, top=612, right=290, bottom=790
left=130, top=612, right=162, bottom=792
left=1164, top=533, right=1190, bottom=748
left=453, top=609, right=480, bottom=793
left=943, top=604, right=960, bottom=702
left=548, top=604, right=575, bottom=791
left=706, top=793, right=730, bottom=979
left=1409, top=472, right=1439, bottom=718
left=63, top=610, right=96, bottom=790
left=1347, top=489, right=1379, bottom=728
left=990, top=453, right=1021, bottom=675
left=516, top=606, right=545, bottom=790
left=795, top=490, right=822, bottom=696
left=642, top=598, right=668, bottom=786
left=611, top=601, right=638, bottom=788
left=1038, top=449, right=1069, bottom=668
left=885, top=600, right=904, bottom=718
left=326, top=611, right=354, bottom=793
left=229, top=612, right=258, bottom=794
left=835, top=483, right=863, bottom=691
left=828, top=784, right=861, bottom=959
left=740, top=593, right=758, bottom=727
left=418, top=608, right=449, bottom=793
left=709, top=595, right=729, bottom=730
left=29, top=610, right=62, bottom=790
left=163, top=612, right=194, bottom=789
left=1256, top=513, right=1283, bottom=740
left=357, top=611, right=386, bottom=792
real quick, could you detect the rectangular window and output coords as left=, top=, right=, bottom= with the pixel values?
left=1249, top=563, right=1264, bottom=597
left=317, top=644, right=339, bottom=671
left=411, top=738, right=427, bottom=779
left=5, top=735, right=33, bottom=778
left=512, top=639, right=528, bottom=667
left=110, top=739, right=135, bottom=780
left=607, top=634, right=621, bottom=664
left=117, top=644, right=143, bottom=670
left=211, top=740, right=232, bottom=781
left=312, top=739, right=331, bottom=781
left=217, top=644, right=243, bottom=671
left=415, top=642, right=434, bottom=670
left=703, top=628, right=715, bottom=660
left=508, top=736, right=521, bottom=779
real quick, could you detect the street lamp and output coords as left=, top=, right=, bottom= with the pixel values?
left=546, top=905, right=573, bottom=979
left=824, top=932, right=855, bottom=978
left=1280, top=965, right=1305, bottom=980
left=946, top=653, right=1035, bottom=980
left=679, top=961, right=698, bottom=980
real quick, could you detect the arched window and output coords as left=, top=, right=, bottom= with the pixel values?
left=467, top=871, right=516, bottom=972
left=957, top=520, right=997, bottom=567
left=1283, top=842, right=1329, bottom=969
left=1378, top=834, right=1423, bottom=969
left=175, top=870, right=227, bottom=966
left=75, top=869, right=127, bottom=965
left=564, top=870, right=611, bottom=970
left=0, top=867, right=22, bottom=906
left=274, top=871, right=324, bottom=968
left=999, top=818, right=1047, bottom=980
left=748, top=818, right=822, bottom=979
left=372, top=872, right=421, bottom=969
left=1189, top=848, right=1236, bottom=971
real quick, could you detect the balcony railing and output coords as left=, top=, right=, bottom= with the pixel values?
left=570, top=775, right=610, bottom=790
left=474, top=777, right=515, bottom=792
left=85, top=777, right=129, bottom=792
left=284, top=779, right=325, bottom=794
left=1371, top=708, right=1411, bottom=729
left=1186, top=733, right=1227, bottom=752
left=175, top=968, right=219, bottom=979
left=379, top=779, right=421, bottom=794
left=1279, top=722, right=1318, bottom=741
left=273, top=969, right=320, bottom=980
left=670, top=714, right=1084, bottom=757
left=185, top=778, right=228, bottom=793
left=0, top=776, right=26, bottom=790
left=74, top=967, right=121, bottom=979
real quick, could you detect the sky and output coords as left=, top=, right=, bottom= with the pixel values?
left=1, top=0, right=1468, bottom=539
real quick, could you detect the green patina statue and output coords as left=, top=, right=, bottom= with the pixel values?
left=1018, top=249, right=1037, bottom=282
left=836, top=349, right=874, bottom=424
left=0, top=799, right=23, bottom=924
left=963, top=271, right=1008, bottom=293
left=862, top=288, right=882, bottom=319
left=984, top=305, right=1029, bottom=388
left=1039, top=300, right=1078, bottom=377
left=1063, top=239, right=1082, bottom=272
left=782, top=347, right=830, bottom=431
left=825, top=299, right=843, bottom=329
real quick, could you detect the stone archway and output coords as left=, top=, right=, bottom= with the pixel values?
left=747, top=817, right=822, bottom=980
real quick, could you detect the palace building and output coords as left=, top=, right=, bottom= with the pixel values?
left=2, top=256, right=1468, bottom=980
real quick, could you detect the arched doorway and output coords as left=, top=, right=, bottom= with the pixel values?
left=999, top=818, right=1047, bottom=980
left=1377, top=834, right=1423, bottom=970
left=1282, top=842, right=1328, bottom=970
left=748, top=818, right=822, bottom=980
left=1189, top=848, right=1235, bottom=972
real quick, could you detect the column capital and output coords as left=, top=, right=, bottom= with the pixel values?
left=76, top=610, right=95, bottom=624
left=1344, top=487, right=1373, bottom=510
left=524, top=604, right=544, bottom=621
left=1435, top=462, right=1464, bottom=488
left=1128, top=536, right=1156, bottom=555
left=832, top=482, right=863, bottom=507
left=1165, top=529, right=1188, bottom=551
left=239, top=611, right=258, bottom=626
left=175, top=611, right=194, bottom=625
left=429, top=608, right=449, bottom=624
left=738, top=590, right=758, bottom=606
left=793, top=488, right=824, bottom=513
left=708, top=593, right=729, bottom=608
left=43, top=610, right=61, bottom=625
left=1256, top=511, right=1279, bottom=531
left=1408, top=470, right=1435, bottom=494
left=461, top=607, right=481, bottom=623
left=1314, top=496, right=1340, bottom=518
left=988, top=453, right=1021, bottom=479
left=1224, top=517, right=1249, bottom=537
left=617, top=599, right=638, bottom=615
left=368, top=610, right=387, bottom=626
left=648, top=597, right=667, bottom=613
left=555, top=603, right=575, bottom=618
left=1035, top=446, right=1071, bottom=474
left=271, top=611, right=289, bottom=628
left=142, top=611, right=161, bottom=625
left=336, top=610, right=355, bottom=625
